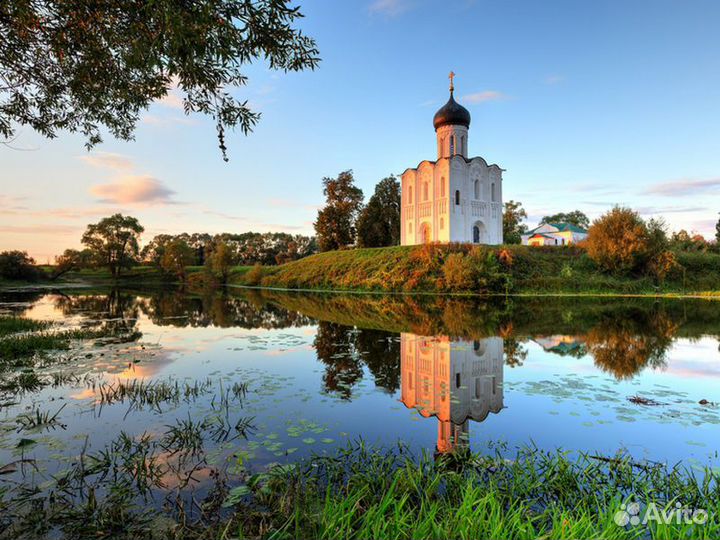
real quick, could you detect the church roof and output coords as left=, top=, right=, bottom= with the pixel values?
left=433, top=90, right=471, bottom=130
left=401, top=155, right=504, bottom=177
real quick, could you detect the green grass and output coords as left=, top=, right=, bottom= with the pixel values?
left=229, top=244, right=720, bottom=297
left=222, top=444, right=720, bottom=540
left=0, top=327, right=136, bottom=364
left=0, top=317, right=50, bottom=337
left=3, top=441, right=718, bottom=539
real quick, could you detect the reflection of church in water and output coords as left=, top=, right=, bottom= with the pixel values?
left=400, top=334, right=504, bottom=453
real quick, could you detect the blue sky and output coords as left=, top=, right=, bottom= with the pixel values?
left=2, top=0, right=719, bottom=260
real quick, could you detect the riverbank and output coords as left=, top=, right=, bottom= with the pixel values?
left=3, top=244, right=719, bottom=297
left=2, top=440, right=717, bottom=539
left=231, top=244, right=720, bottom=296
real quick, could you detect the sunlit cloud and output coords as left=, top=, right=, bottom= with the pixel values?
left=545, top=74, right=564, bottom=85
left=462, top=90, right=508, bottom=103
left=79, top=151, right=133, bottom=171
left=635, top=205, right=707, bottom=215
left=369, top=0, right=412, bottom=17
left=142, top=114, right=197, bottom=127
left=157, top=77, right=184, bottom=110
left=643, top=177, right=720, bottom=197
left=91, top=175, right=177, bottom=205
left=0, top=224, right=79, bottom=235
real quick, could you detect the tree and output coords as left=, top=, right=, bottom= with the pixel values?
left=716, top=215, right=720, bottom=244
left=314, top=171, right=364, bottom=251
left=52, top=248, right=92, bottom=280
left=541, top=210, right=590, bottom=230
left=0, top=250, right=40, bottom=281
left=81, top=214, right=144, bottom=278
left=586, top=207, right=669, bottom=275
left=356, top=176, right=401, bottom=247
left=206, top=240, right=234, bottom=283
left=160, top=239, right=195, bottom=281
left=502, top=200, right=528, bottom=244
left=0, top=1, right=319, bottom=160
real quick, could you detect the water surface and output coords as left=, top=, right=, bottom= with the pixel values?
left=1, top=288, right=719, bottom=503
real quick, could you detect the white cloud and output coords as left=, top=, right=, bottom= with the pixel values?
left=79, top=152, right=133, bottom=171
left=643, top=178, right=720, bottom=197
left=544, top=75, right=564, bottom=85
left=91, top=175, right=176, bottom=205
left=462, top=90, right=508, bottom=103
left=369, top=0, right=411, bottom=17
left=157, top=93, right=184, bottom=110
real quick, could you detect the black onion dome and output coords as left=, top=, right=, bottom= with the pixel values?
left=433, top=91, right=471, bottom=130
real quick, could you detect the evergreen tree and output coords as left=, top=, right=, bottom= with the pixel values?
left=357, top=176, right=401, bottom=247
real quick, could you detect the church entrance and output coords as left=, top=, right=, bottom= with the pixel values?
left=420, top=223, right=432, bottom=244
left=472, top=221, right=487, bottom=244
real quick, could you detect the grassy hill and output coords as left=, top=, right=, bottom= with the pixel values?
left=231, top=244, right=720, bottom=296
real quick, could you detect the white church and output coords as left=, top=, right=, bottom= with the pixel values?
left=401, top=73, right=504, bottom=245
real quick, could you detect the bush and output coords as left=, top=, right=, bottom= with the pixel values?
left=586, top=208, right=662, bottom=275
left=0, top=250, right=41, bottom=281
left=244, top=264, right=265, bottom=286
left=442, top=253, right=476, bottom=291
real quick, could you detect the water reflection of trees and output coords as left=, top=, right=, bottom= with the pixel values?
left=53, top=290, right=141, bottom=336
left=257, top=291, right=713, bottom=381
left=51, top=289, right=314, bottom=331
left=35, top=288, right=717, bottom=385
left=584, top=309, right=676, bottom=379
left=139, top=290, right=313, bottom=329
left=314, top=321, right=399, bottom=399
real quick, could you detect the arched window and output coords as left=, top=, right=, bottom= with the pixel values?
left=491, top=182, right=496, bottom=202
left=449, top=135, right=455, bottom=155
left=408, top=222, right=413, bottom=235
left=455, top=190, right=460, bottom=205
left=440, top=177, right=445, bottom=197
left=460, top=135, right=466, bottom=156
left=455, top=373, right=461, bottom=389
left=474, top=179, right=480, bottom=199
left=408, top=185, right=412, bottom=203
left=440, top=217, right=444, bottom=230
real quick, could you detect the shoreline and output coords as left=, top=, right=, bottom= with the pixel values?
left=3, top=279, right=720, bottom=301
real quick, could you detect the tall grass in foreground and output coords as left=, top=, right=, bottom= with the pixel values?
left=225, top=444, right=720, bottom=540
left=3, top=442, right=718, bottom=539
left=0, top=317, right=49, bottom=337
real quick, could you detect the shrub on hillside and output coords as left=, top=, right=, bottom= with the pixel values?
left=0, top=250, right=41, bottom=281
left=245, top=263, right=264, bottom=286
left=442, top=253, right=476, bottom=291
left=586, top=208, right=671, bottom=277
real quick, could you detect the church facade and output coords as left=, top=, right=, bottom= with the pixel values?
left=401, top=75, right=504, bottom=245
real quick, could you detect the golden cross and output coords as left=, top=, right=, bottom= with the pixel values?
left=448, top=71, right=455, bottom=92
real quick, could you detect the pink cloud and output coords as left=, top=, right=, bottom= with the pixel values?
left=644, top=177, right=720, bottom=197
left=79, top=152, right=134, bottom=171
left=90, top=175, right=176, bottom=205
left=462, top=90, right=508, bottom=103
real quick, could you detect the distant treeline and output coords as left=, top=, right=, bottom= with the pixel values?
left=141, top=232, right=317, bottom=267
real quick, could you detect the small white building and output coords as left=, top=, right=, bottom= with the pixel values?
left=521, top=222, right=588, bottom=246
left=401, top=74, right=504, bottom=246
